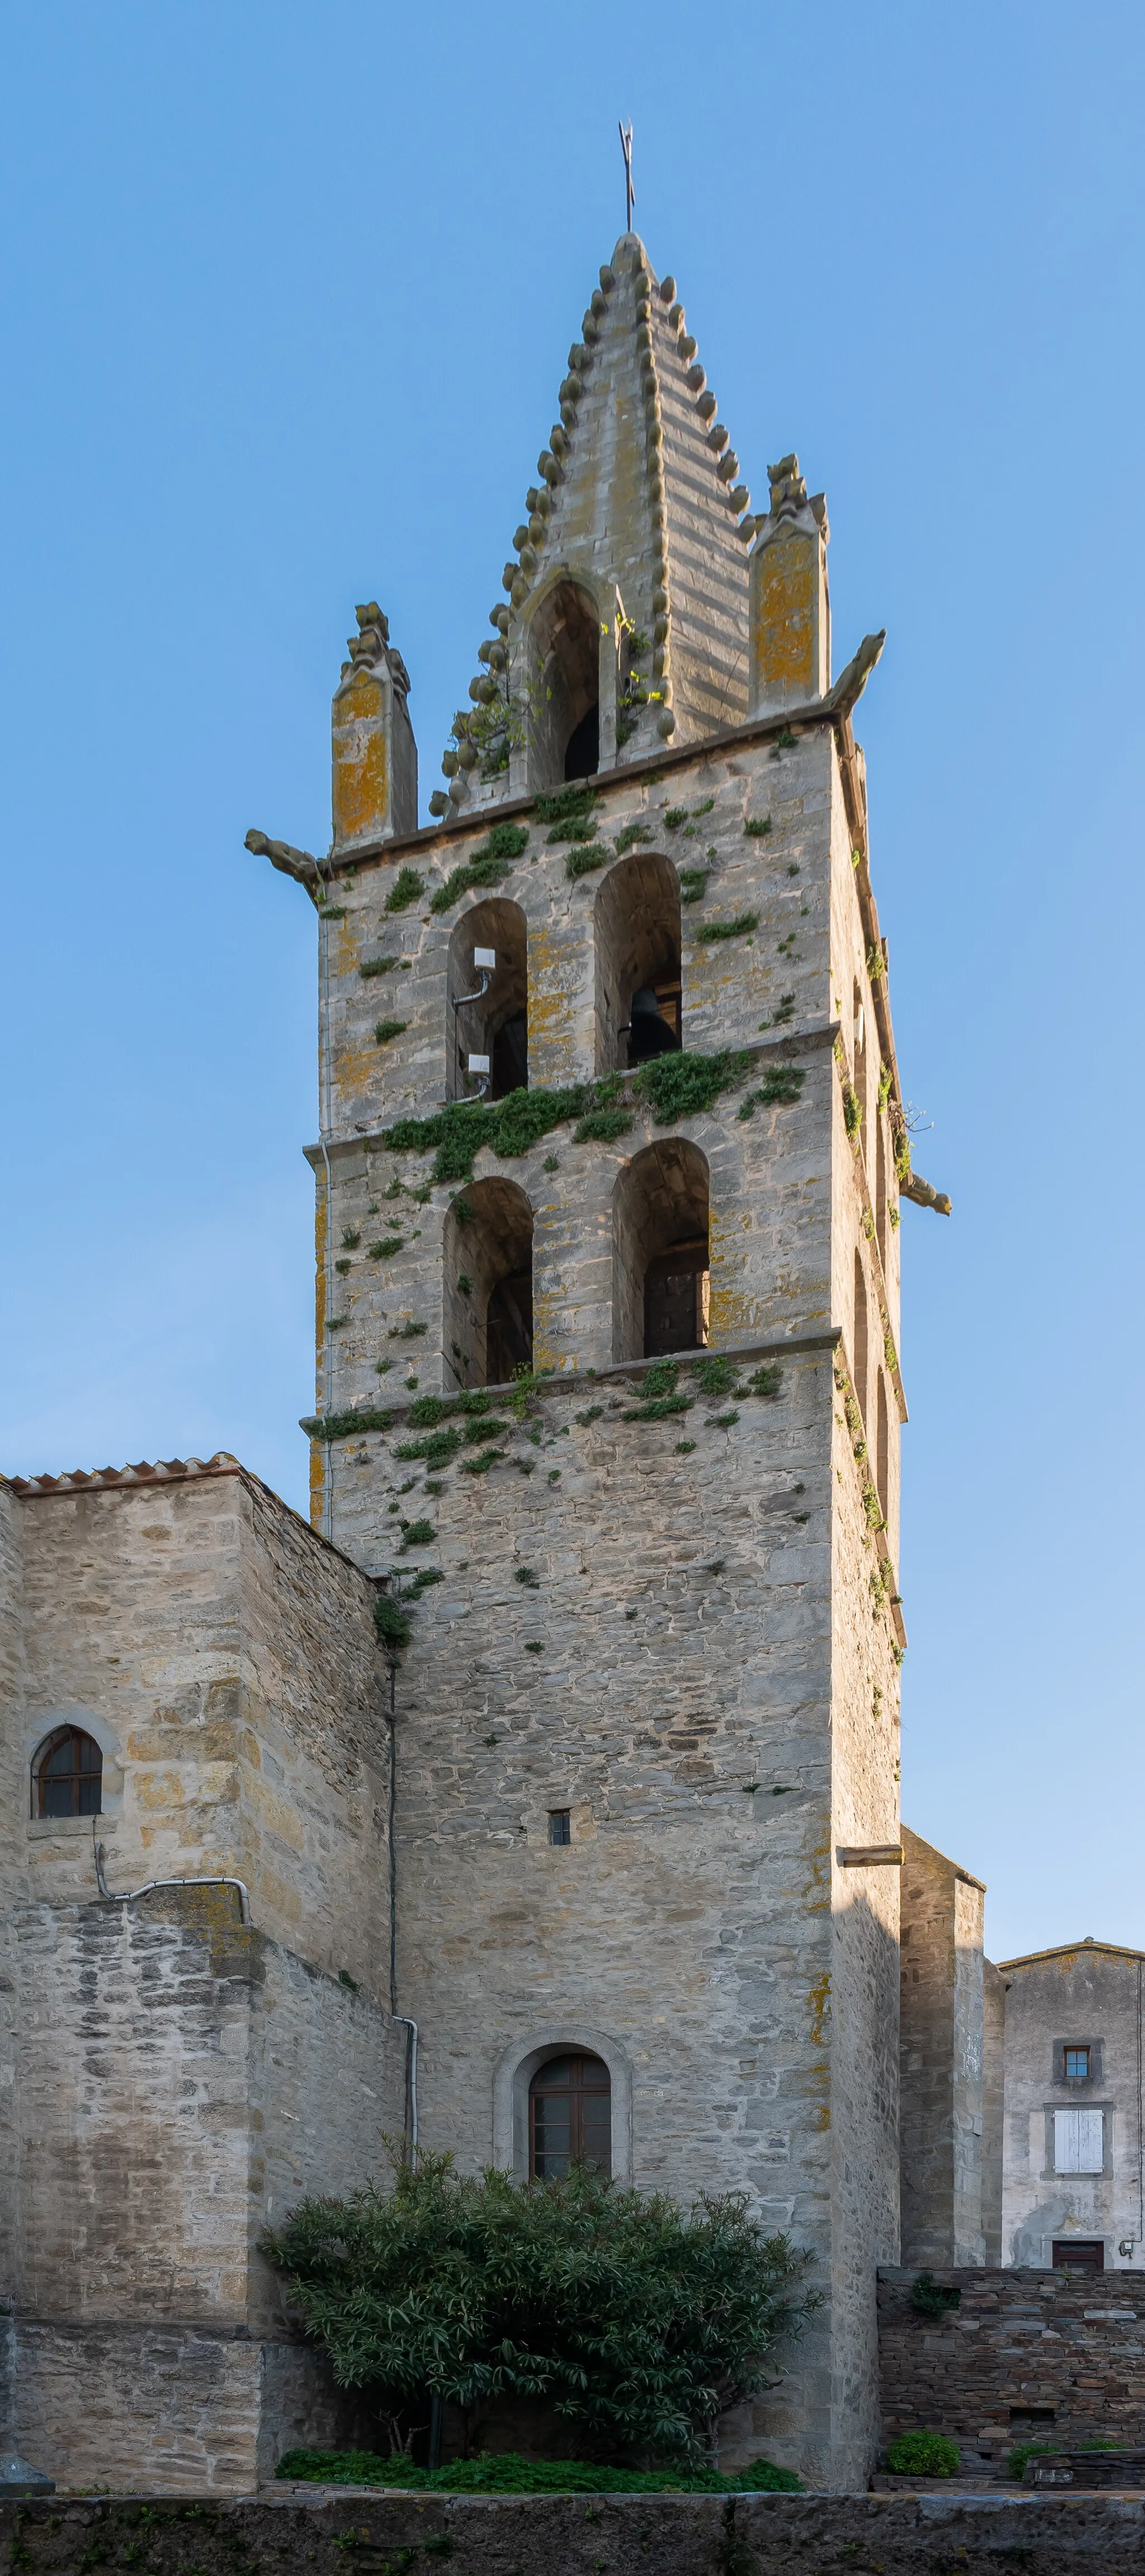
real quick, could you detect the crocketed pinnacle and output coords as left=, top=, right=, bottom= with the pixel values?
left=434, top=234, right=754, bottom=814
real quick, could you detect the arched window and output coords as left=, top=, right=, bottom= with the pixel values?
left=447, top=898, right=528, bottom=1103
left=594, top=853, right=682, bottom=1074
left=612, top=1139, right=709, bottom=1363
left=443, top=1175, right=533, bottom=1389
left=529, top=2052, right=612, bottom=2180
left=527, top=580, right=600, bottom=789
left=853, top=1249, right=868, bottom=1429
left=32, top=1725, right=102, bottom=1819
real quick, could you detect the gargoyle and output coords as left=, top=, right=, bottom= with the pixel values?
left=244, top=830, right=325, bottom=898
left=824, top=630, right=887, bottom=721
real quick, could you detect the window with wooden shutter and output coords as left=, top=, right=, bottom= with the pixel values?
left=1053, top=2107, right=1104, bottom=2172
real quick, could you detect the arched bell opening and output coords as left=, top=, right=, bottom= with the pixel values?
left=447, top=899, right=528, bottom=1103
left=593, top=853, right=682, bottom=1075
left=443, top=1175, right=534, bottom=1390
left=527, top=579, right=601, bottom=790
left=612, top=1138, right=710, bottom=1364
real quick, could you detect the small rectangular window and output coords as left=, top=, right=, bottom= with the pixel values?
left=1053, top=2107, right=1103, bottom=2172
left=1052, top=2240, right=1104, bottom=2273
left=1064, top=2046, right=1091, bottom=2081
left=549, top=1810, right=571, bottom=1846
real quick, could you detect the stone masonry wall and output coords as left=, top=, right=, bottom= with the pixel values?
left=1, top=1892, right=404, bottom=2489
left=899, top=1829, right=987, bottom=2266
left=10, top=1470, right=392, bottom=1999
left=879, top=2265, right=1145, bottom=2450
left=7, top=2490, right=1145, bottom=2576
left=292, top=711, right=908, bottom=2492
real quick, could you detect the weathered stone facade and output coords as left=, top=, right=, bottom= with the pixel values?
left=0, top=1464, right=406, bottom=2488
left=900, top=1828, right=988, bottom=2267
left=997, top=1942, right=1145, bottom=2273
left=1, top=222, right=991, bottom=2501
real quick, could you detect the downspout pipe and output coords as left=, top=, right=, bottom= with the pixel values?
left=94, top=1838, right=250, bottom=1924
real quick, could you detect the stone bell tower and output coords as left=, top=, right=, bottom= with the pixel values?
left=254, top=231, right=917, bottom=2489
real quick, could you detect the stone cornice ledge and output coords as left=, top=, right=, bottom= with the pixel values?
left=320, top=701, right=853, bottom=878
left=306, top=1022, right=839, bottom=1164
left=300, top=1327, right=841, bottom=1440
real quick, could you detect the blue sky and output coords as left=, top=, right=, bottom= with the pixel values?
left=2, top=2, right=1142, bottom=1959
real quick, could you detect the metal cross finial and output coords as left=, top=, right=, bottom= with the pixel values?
left=618, top=121, right=635, bottom=233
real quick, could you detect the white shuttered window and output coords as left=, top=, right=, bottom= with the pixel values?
left=1054, top=2108, right=1104, bottom=2172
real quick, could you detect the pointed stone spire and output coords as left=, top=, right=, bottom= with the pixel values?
left=430, top=236, right=754, bottom=817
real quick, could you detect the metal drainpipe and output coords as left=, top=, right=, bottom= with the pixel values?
left=385, top=1640, right=419, bottom=2157
left=94, top=1837, right=250, bottom=1923
left=1129, top=1957, right=1139, bottom=2266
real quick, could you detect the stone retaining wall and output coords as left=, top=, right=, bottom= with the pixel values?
left=880, top=2265, right=1145, bottom=2452
left=7, top=2489, right=1145, bottom=2575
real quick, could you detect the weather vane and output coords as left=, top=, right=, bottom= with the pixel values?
left=619, top=121, right=635, bottom=233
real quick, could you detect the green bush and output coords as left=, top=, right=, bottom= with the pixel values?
left=886, top=2431, right=961, bottom=2478
left=263, top=2156, right=813, bottom=2470
left=276, top=2445, right=802, bottom=2493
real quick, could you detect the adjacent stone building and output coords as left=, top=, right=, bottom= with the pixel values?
left=996, top=1940, right=1145, bottom=2275
left=0, top=1458, right=405, bottom=2489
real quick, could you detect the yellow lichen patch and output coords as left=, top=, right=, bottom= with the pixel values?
left=333, top=666, right=389, bottom=846
left=258, top=1863, right=304, bottom=1925
left=753, top=528, right=817, bottom=694
left=531, top=1283, right=565, bottom=1373
left=309, top=1445, right=325, bottom=1531
left=134, top=1768, right=192, bottom=1813
left=807, top=1967, right=831, bottom=2049
left=708, top=1213, right=759, bottom=1347
left=333, top=1041, right=381, bottom=1101
left=527, top=924, right=585, bottom=1085
left=247, top=1776, right=305, bottom=1850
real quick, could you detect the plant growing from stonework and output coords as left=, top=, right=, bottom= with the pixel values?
left=263, top=2155, right=813, bottom=2469
left=385, top=868, right=424, bottom=914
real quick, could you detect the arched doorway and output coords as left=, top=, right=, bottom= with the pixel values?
left=443, top=1176, right=533, bottom=1389
left=529, top=2052, right=612, bottom=2179
left=612, top=1139, right=710, bottom=1364
left=594, top=853, right=682, bottom=1074
left=447, top=898, right=528, bottom=1102
left=527, top=580, right=600, bottom=788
